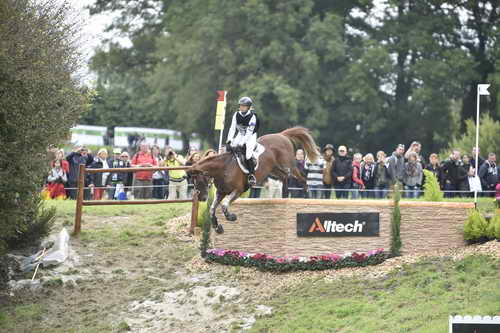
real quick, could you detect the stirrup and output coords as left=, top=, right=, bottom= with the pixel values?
left=248, top=174, right=257, bottom=186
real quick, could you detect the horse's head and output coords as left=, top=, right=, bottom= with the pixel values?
left=187, top=165, right=211, bottom=201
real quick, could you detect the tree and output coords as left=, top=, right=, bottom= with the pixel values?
left=0, top=0, right=85, bottom=255
left=87, top=0, right=500, bottom=156
left=445, top=114, right=500, bottom=157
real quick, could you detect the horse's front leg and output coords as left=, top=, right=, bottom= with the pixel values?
left=210, top=191, right=225, bottom=233
left=221, top=190, right=241, bottom=222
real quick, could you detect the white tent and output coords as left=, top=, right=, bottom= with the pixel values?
left=114, top=127, right=201, bottom=151
left=70, top=125, right=107, bottom=146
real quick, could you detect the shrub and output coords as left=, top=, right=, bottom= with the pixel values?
left=463, top=209, right=488, bottom=242
left=199, top=185, right=215, bottom=257
left=197, top=185, right=216, bottom=227
left=422, top=169, right=444, bottom=202
left=486, top=213, right=500, bottom=240
left=0, top=0, right=84, bottom=255
left=390, top=183, right=402, bottom=256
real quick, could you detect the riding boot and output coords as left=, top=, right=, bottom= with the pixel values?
left=246, top=158, right=257, bottom=186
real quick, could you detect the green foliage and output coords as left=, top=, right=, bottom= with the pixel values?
left=199, top=186, right=215, bottom=257
left=390, top=183, right=402, bottom=257
left=445, top=114, right=500, bottom=158
left=87, top=0, right=500, bottom=153
left=422, top=169, right=444, bottom=202
left=486, top=213, right=500, bottom=240
left=0, top=0, right=84, bottom=255
left=463, top=209, right=489, bottom=241
left=197, top=185, right=216, bottom=227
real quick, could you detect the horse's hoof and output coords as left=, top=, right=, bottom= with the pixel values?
left=226, top=213, right=237, bottom=222
left=215, top=225, right=224, bottom=234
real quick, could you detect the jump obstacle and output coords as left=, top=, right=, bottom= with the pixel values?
left=213, top=199, right=475, bottom=257
left=73, top=164, right=199, bottom=235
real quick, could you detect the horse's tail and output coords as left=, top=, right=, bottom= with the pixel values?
left=280, top=127, right=320, bottom=162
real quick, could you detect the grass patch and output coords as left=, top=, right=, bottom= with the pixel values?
left=46, top=200, right=191, bottom=219
left=0, top=304, right=44, bottom=330
left=250, top=255, right=500, bottom=333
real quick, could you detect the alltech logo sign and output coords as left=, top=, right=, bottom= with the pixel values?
left=297, top=213, right=379, bottom=237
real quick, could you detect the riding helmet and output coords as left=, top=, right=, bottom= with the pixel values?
left=238, top=96, right=253, bottom=107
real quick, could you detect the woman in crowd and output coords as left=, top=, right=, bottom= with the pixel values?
left=53, top=149, right=69, bottom=173
left=89, top=148, right=112, bottom=200
left=361, top=153, right=376, bottom=198
left=322, top=144, right=335, bottom=199
left=403, top=152, right=423, bottom=198
left=424, top=153, right=443, bottom=188
left=288, top=149, right=307, bottom=198
left=351, top=153, right=365, bottom=199
left=46, top=159, right=68, bottom=199
left=373, top=151, right=390, bottom=199
left=304, top=148, right=325, bottom=199
left=203, top=149, right=217, bottom=159
left=186, top=151, right=202, bottom=197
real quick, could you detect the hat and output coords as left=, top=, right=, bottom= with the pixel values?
left=113, top=148, right=121, bottom=154
left=323, top=144, right=334, bottom=152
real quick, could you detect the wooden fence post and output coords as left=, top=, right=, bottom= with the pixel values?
left=190, top=190, right=200, bottom=235
left=74, top=164, right=86, bottom=235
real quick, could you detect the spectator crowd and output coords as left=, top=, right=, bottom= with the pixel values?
left=44, top=141, right=499, bottom=204
left=280, top=142, right=499, bottom=201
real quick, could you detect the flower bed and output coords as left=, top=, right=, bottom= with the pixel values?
left=205, top=248, right=387, bottom=272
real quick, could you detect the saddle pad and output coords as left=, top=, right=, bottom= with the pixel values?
left=236, top=143, right=265, bottom=174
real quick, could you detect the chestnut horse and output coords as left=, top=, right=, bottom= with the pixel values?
left=189, top=127, right=319, bottom=233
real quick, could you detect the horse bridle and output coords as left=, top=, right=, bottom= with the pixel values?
left=192, top=173, right=213, bottom=196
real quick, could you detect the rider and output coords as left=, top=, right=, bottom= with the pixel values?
left=226, top=96, right=260, bottom=186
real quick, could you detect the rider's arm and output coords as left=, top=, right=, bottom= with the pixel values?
left=226, top=113, right=237, bottom=143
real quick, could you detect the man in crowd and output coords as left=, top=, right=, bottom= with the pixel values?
left=441, top=150, right=467, bottom=198
left=66, top=146, right=93, bottom=200
left=478, top=153, right=498, bottom=197
left=388, top=144, right=405, bottom=186
left=331, top=145, right=352, bottom=199
left=470, top=147, right=485, bottom=172
left=165, top=147, right=187, bottom=200
left=131, top=143, right=157, bottom=199
left=109, top=148, right=130, bottom=199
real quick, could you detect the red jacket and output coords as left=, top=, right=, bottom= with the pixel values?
left=352, top=161, right=365, bottom=189
left=131, top=152, right=157, bottom=180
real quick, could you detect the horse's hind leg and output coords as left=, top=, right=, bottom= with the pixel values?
left=221, top=190, right=241, bottom=222
left=210, top=191, right=225, bottom=233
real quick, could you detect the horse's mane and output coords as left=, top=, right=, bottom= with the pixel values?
left=198, top=152, right=232, bottom=165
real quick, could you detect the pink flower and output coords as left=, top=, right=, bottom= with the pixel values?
left=238, top=251, right=248, bottom=257
left=251, top=253, right=267, bottom=260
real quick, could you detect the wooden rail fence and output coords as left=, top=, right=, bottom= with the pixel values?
left=73, top=164, right=199, bottom=235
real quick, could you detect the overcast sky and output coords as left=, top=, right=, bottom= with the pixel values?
left=69, top=0, right=118, bottom=83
